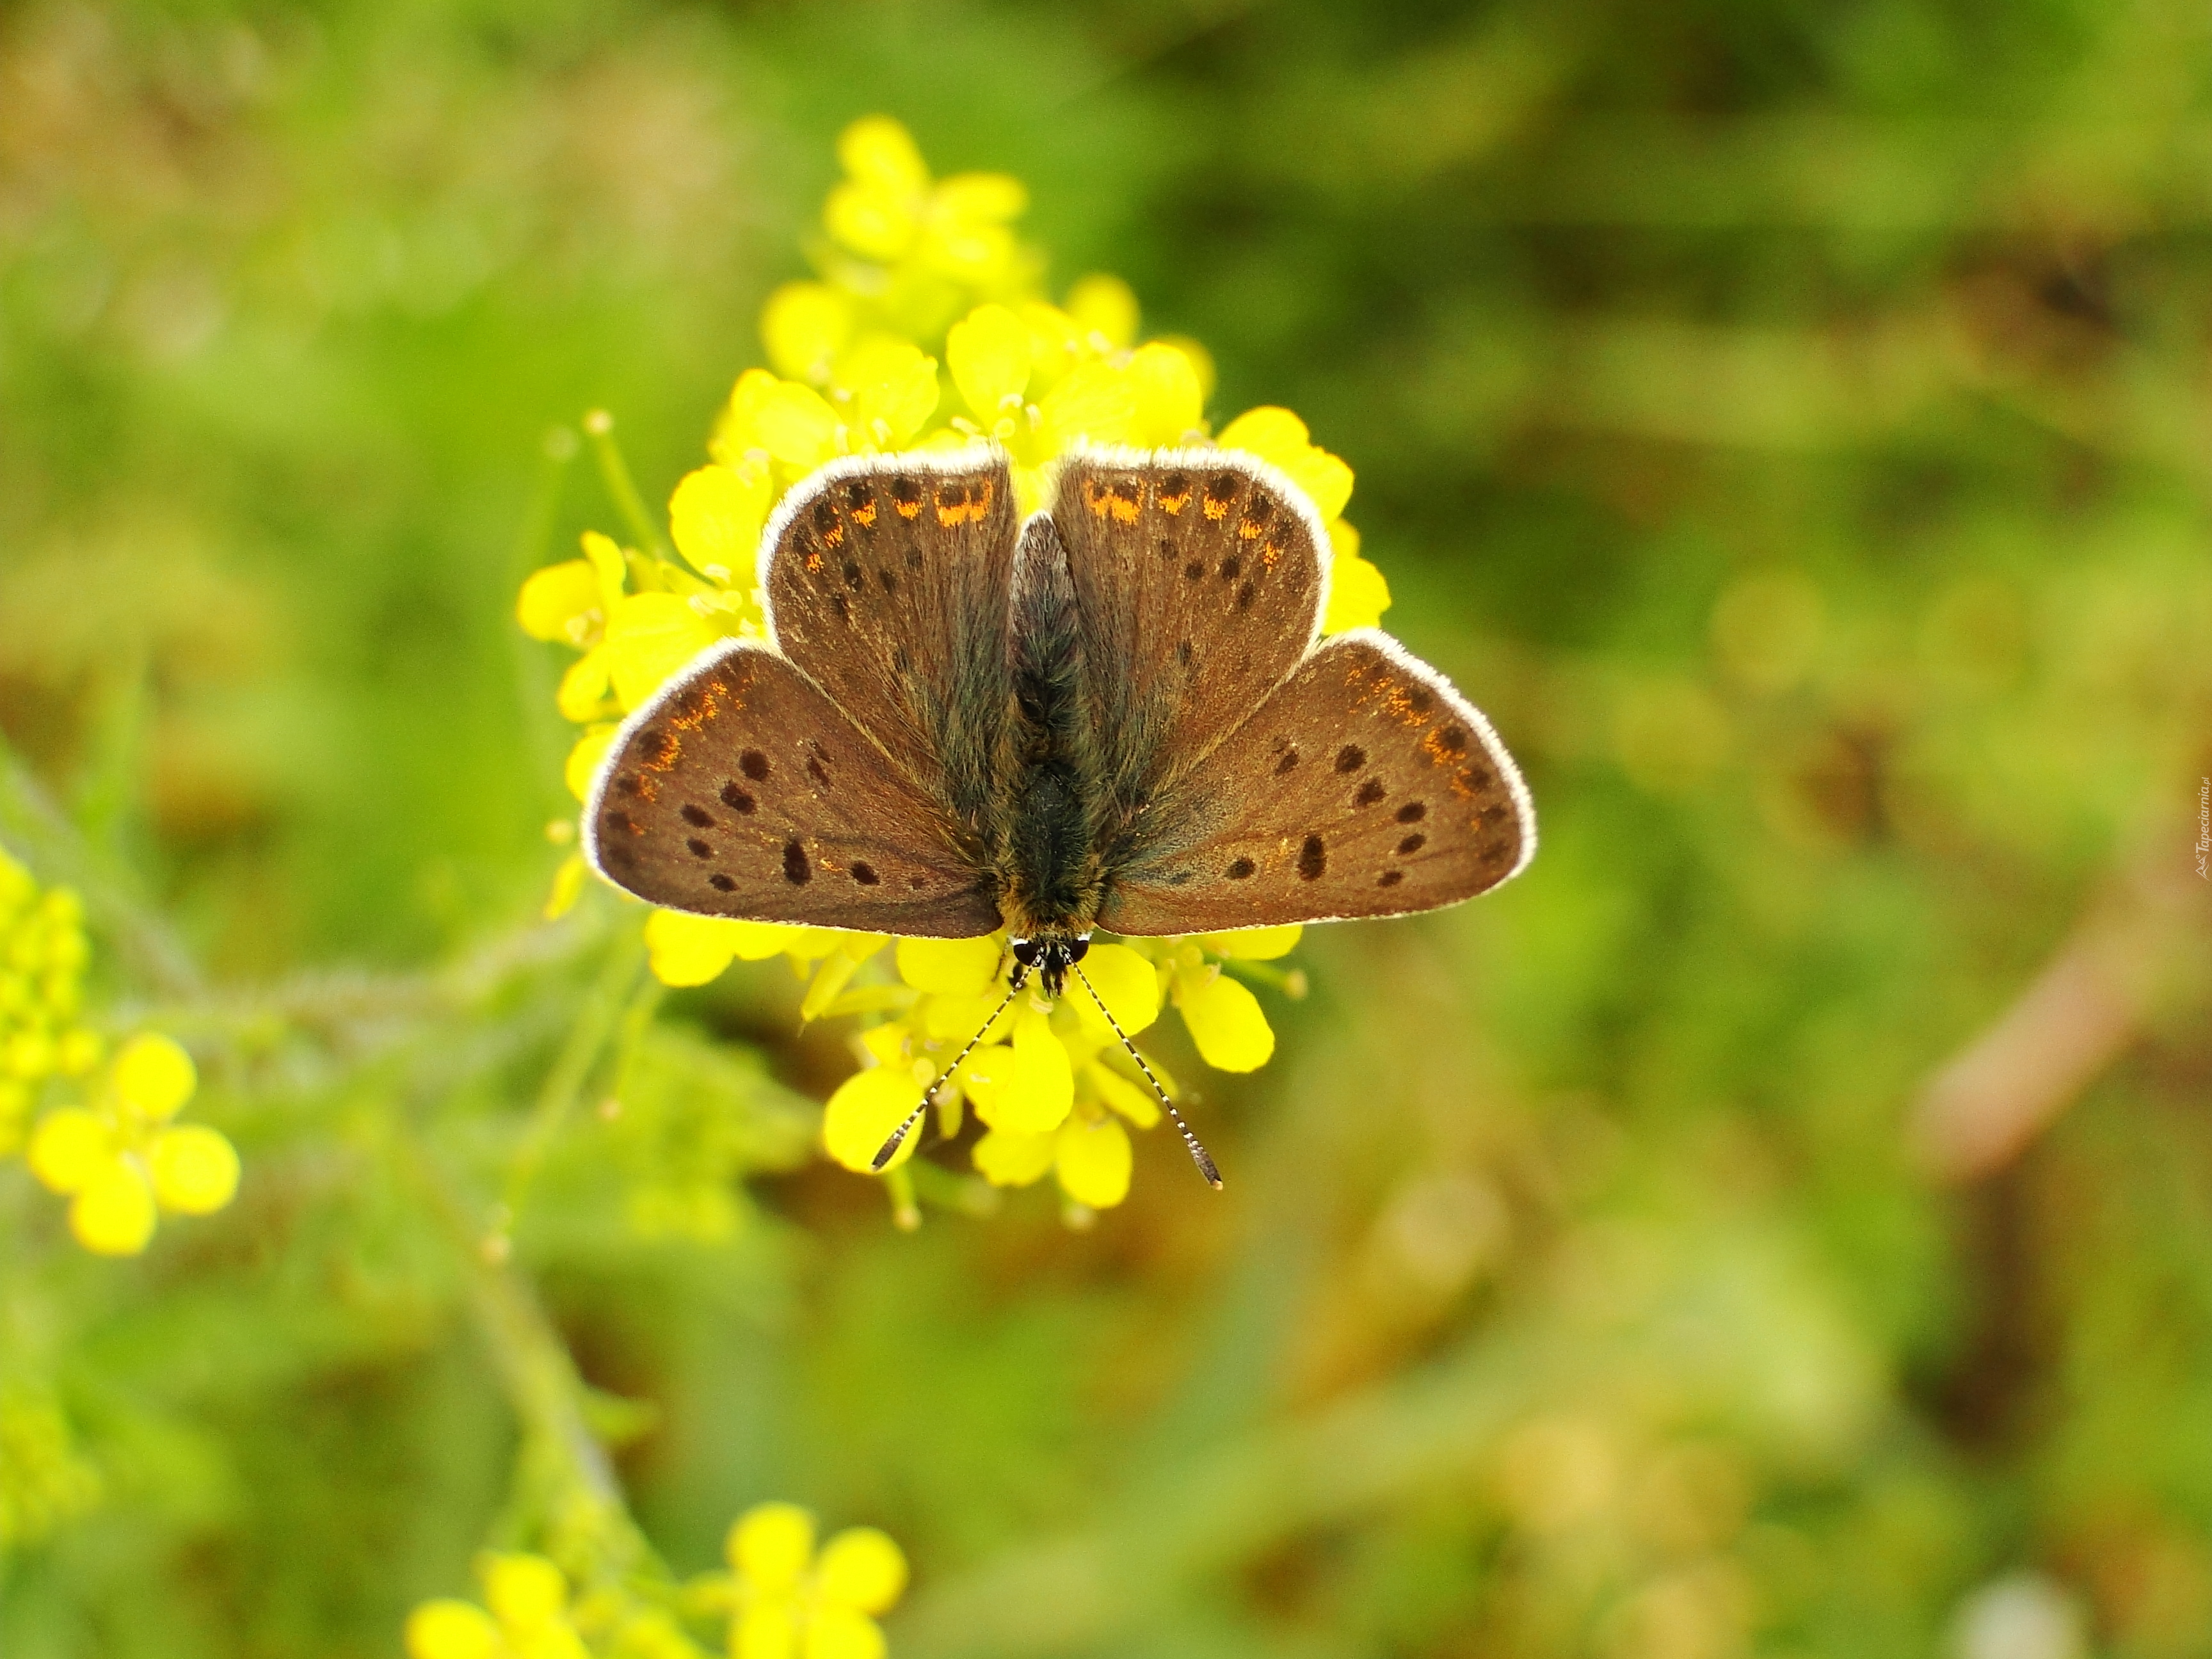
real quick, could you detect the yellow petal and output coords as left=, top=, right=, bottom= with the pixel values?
left=669, top=464, right=768, bottom=582
left=556, top=648, right=612, bottom=723
left=947, top=303, right=1033, bottom=419
left=971, top=1126, right=1057, bottom=1187
left=565, top=726, right=616, bottom=802
left=1036, top=360, right=1136, bottom=452
left=1322, top=549, right=1391, bottom=633
left=895, top=936, right=1002, bottom=997
left=148, top=1125, right=239, bottom=1215
left=1126, top=342, right=1203, bottom=445
left=760, top=281, right=854, bottom=384
left=838, top=116, right=929, bottom=195
left=1084, top=1061, right=1160, bottom=1129
left=1176, top=967, right=1276, bottom=1071
left=1154, top=335, right=1215, bottom=403
left=1217, top=405, right=1309, bottom=460
left=603, top=594, right=716, bottom=710
left=580, top=529, right=629, bottom=612
left=837, top=337, right=941, bottom=445
left=931, top=172, right=1026, bottom=223
left=1068, top=942, right=1159, bottom=1036
left=1064, top=273, right=1139, bottom=348
left=799, top=948, right=867, bottom=1023
left=918, top=986, right=1014, bottom=1043
left=998, top=1007, right=1075, bottom=1133
left=1278, top=447, right=1354, bottom=523
left=728, top=1501, right=816, bottom=1589
left=822, top=1066, right=923, bottom=1173
left=817, top=1527, right=908, bottom=1615
left=1055, top=1114, right=1132, bottom=1208
left=749, top=380, right=842, bottom=469
left=802, top=1605, right=886, bottom=1659
left=737, top=1602, right=799, bottom=1659
left=512, top=1624, right=589, bottom=1659
left=725, top=922, right=808, bottom=961
left=112, top=1032, right=195, bottom=1118
left=70, top=1160, right=157, bottom=1255
left=643, top=910, right=737, bottom=988
left=542, top=852, right=588, bottom=920
left=1194, top=925, right=1303, bottom=961
left=1020, top=302, right=1084, bottom=389
left=483, top=1552, right=566, bottom=1628
left=404, top=1599, right=501, bottom=1659
left=517, top=559, right=602, bottom=643
left=27, top=1107, right=110, bottom=1194
left=825, top=181, right=917, bottom=261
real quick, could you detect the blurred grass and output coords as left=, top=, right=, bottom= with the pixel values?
left=3, top=1, right=2211, bottom=1657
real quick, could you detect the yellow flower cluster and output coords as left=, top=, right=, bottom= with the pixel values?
left=644, top=915, right=1299, bottom=1210
left=518, top=116, right=1367, bottom=1208
left=0, top=847, right=99, bottom=1153
left=0, top=847, right=240, bottom=1255
left=402, top=1505, right=907, bottom=1659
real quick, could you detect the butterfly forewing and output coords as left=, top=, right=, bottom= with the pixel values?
left=1054, top=451, right=1328, bottom=824
left=1098, top=630, right=1534, bottom=934
left=762, top=450, right=1019, bottom=823
left=586, top=643, right=1000, bottom=936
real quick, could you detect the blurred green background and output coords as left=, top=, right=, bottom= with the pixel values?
left=3, top=0, right=2211, bottom=1655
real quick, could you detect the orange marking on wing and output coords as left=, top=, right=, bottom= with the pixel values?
left=1083, top=478, right=1114, bottom=517
left=1202, top=497, right=1231, bottom=521
left=643, top=729, right=683, bottom=772
left=1237, top=518, right=1264, bottom=540
left=1261, top=539, right=1284, bottom=569
left=1157, top=485, right=1192, bottom=514
left=895, top=498, right=921, bottom=519
left=852, top=500, right=878, bottom=527
left=821, top=521, right=845, bottom=549
left=1110, top=495, right=1139, bottom=524
left=805, top=551, right=823, bottom=573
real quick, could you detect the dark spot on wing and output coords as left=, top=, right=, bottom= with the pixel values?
left=1480, top=803, right=1512, bottom=826
left=1356, top=778, right=1386, bottom=806
left=614, top=774, right=643, bottom=797
left=1235, top=581, right=1256, bottom=611
left=1157, top=537, right=1174, bottom=559
left=739, top=750, right=771, bottom=781
left=851, top=862, right=879, bottom=885
left=782, top=840, right=810, bottom=885
left=709, top=873, right=737, bottom=892
left=1439, top=725, right=1467, bottom=753
left=1226, top=857, right=1255, bottom=879
left=1335, top=745, right=1366, bottom=773
left=1276, top=748, right=1299, bottom=774
left=878, top=568, right=897, bottom=594
left=811, top=499, right=838, bottom=533
left=1481, top=840, right=1513, bottom=867
left=606, top=810, right=638, bottom=837
left=1378, top=870, right=1404, bottom=888
left=1168, top=871, right=1193, bottom=886
left=842, top=480, right=870, bottom=509
left=842, top=561, right=863, bottom=591
left=1397, top=801, right=1426, bottom=823
left=721, top=781, right=757, bottom=814
left=1407, top=687, right=1435, bottom=714
left=1220, top=556, right=1242, bottom=581
left=1206, top=472, right=1239, bottom=506
left=905, top=548, right=924, bottom=570
left=1397, top=833, right=1427, bottom=856
left=1464, top=765, right=1495, bottom=790
left=680, top=803, right=713, bottom=828
left=643, top=728, right=678, bottom=768
left=1184, top=560, right=1205, bottom=581
left=685, top=838, right=713, bottom=859
left=891, top=476, right=923, bottom=507
left=1297, top=835, right=1326, bottom=880
left=807, top=756, right=831, bottom=787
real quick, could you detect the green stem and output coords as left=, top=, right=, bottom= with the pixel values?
left=583, top=409, right=672, bottom=559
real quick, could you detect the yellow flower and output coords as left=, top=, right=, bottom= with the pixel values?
left=719, top=1504, right=908, bottom=1659
left=403, top=1553, right=590, bottom=1659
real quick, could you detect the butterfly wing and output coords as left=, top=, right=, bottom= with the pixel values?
left=585, top=641, right=1000, bottom=936
left=761, top=449, right=1019, bottom=826
left=1096, top=630, right=1534, bottom=934
left=1052, top=449, right=1329, bottom=830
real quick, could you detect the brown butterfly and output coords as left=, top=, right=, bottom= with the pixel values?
left=584, top=445, right=1534, bottom=1180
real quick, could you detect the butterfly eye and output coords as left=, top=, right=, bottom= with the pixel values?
left=1066, top=936, right=1091, bottom=963
left=1010, top=938, right=1040, bottom=967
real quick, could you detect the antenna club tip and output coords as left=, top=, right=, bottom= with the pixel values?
left=1208, top=1177, right=1224, bottom=1191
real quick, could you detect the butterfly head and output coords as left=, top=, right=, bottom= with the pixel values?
left=1008, top=933, right=1089, bottom=999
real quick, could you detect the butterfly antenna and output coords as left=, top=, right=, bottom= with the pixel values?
left=869, top=980, right=1025, bottom=1173
left=1069, top=961, right=1223, bottom=1190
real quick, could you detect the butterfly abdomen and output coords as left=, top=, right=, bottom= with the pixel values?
left=999, top=515, right=1106, bottom=934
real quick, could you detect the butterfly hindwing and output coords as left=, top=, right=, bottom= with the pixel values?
left=1097, top=630, right=1534, bottom=934
left=585, top=642, right=1000, bottom=936
left=762, top=450, right=1019, bottom=824
left=1053, top=449, right=1329, bottom=828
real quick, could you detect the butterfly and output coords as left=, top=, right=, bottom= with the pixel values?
left=584, top=445, right=1534, bottom=1182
